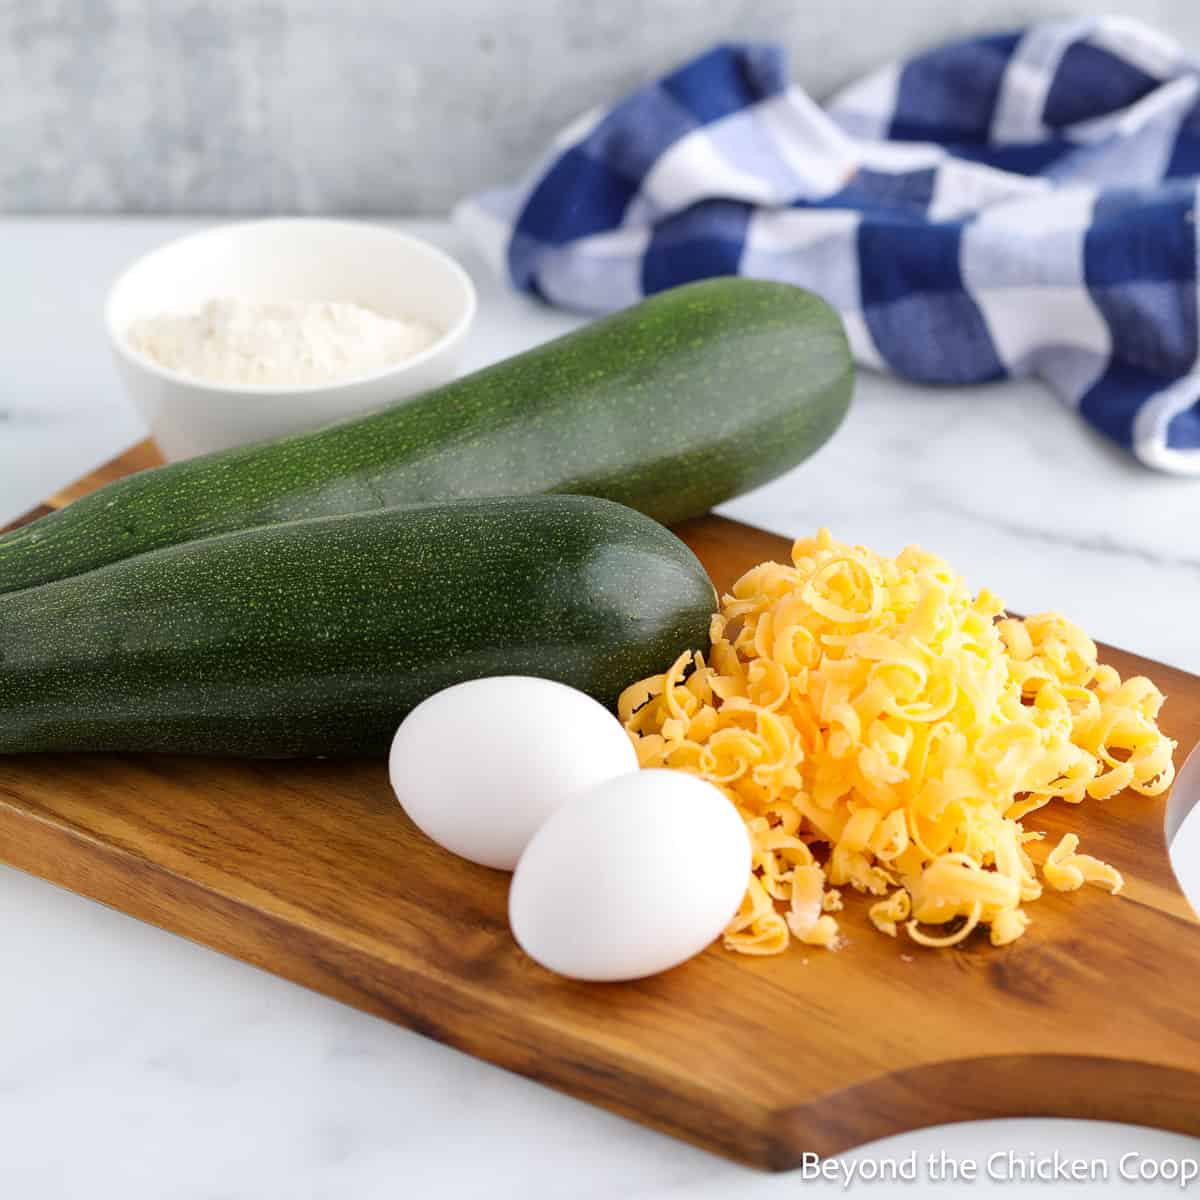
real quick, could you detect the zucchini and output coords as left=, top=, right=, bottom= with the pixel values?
left=0, top=495, right=714, bottom=758
left=0, top=278, right=851, bottom=594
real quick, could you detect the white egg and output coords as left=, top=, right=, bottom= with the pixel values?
left=508, top=769, right=750, bottom=981
left=389, top=676, right=638, bottom=870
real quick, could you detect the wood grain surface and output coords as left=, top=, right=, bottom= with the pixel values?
left=2, top=441, right=1199, bottom=1170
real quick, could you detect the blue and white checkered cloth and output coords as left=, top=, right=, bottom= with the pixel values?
left=456, top=17, right=1200, bottom=473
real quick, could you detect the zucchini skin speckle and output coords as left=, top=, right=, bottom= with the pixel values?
left=0, top=496, right=716, bottom=758
left=0, top=278, right=852, bottom=593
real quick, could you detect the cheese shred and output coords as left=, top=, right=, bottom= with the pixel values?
left=619, top=530, right=1175, bottom=953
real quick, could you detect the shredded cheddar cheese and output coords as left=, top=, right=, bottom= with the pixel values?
left=619, top=530, right=1175, bottom=953
left=1043, top=833, right=1125, bottom=895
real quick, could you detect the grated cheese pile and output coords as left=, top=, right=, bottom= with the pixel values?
left=619, top=530, right=1176, bottom=952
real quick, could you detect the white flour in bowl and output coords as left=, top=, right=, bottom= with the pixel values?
left=127, top=298, right=441, bottom=387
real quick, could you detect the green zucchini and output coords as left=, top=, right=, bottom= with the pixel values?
left=0, top=495, right=714, bottom=758
left=0, top=278, right=851, bottom=595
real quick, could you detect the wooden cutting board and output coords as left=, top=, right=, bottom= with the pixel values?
left=2, top=441, right=1199, bottom=1170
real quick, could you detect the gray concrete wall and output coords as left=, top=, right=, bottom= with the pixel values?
left=4, top=0, right=1200, bottom=215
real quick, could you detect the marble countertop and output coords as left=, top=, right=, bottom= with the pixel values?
left=1, top=217, right=1198, bottom=1199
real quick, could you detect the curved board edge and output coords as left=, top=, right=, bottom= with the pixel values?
left=767, top=1053, right=1200, bottom=1170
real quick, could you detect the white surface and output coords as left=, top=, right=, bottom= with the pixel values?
left=107, top=218, right=476, bottom=459
left=0, top=217, right=1198, bottom=1198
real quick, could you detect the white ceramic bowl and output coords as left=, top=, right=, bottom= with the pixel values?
left=106, top=219, right=477, bottom=460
